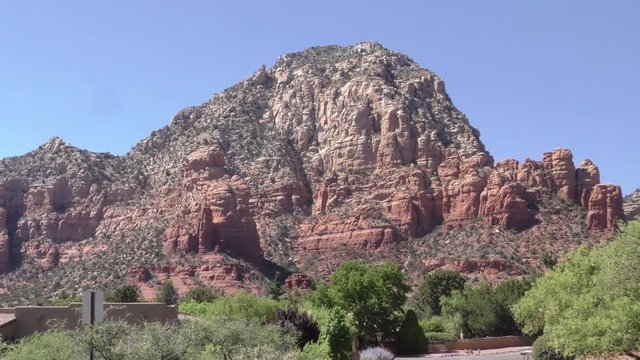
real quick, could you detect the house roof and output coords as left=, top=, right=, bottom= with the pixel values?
left=0, top=313, right=16, bottom=328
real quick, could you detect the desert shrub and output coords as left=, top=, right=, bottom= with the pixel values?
left=268, top=271, right=285, bottom=299
left=183, top=286, right=218, bottom=303
left=359, top=347, right=395, bottom=360
left=420, top=317, right=445, bottom=333
left=52, top=293, right=82, bottom=306
left=157, top=281, right=179, bottom=305
left=541, top=251, right=557, bottom=269
left=186, top=316, right=298, bottom=359
left=394, top=309, right=427, bottom=355
left=125, top=323, right=182, bottom=359
left=533, top=335, right=574, bottom=360
left=299, top=340, right=331, bottom=360
left=4, top=316, right=299, bottom=360
left=424, top=332, right=457, bottom=343
left=323, top=308, right=352, bottom=360
left=273, top=307, right=320, bottom=349
left=179, top=291, right=283, bottom=323
left=105, top=284, right=141, bottom=302
left=2, top=330, right=83, bottom=360
left=82, top=321, right=134, bottom=359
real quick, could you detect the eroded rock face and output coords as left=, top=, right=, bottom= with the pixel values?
left=0, top=208, right=10, bottom=274
left=0, top=43, right=625, bottom=292
left=623, top=189, right=640, bottom=220
left=161, top=148, right=263, bottom=263
left=284, top=273, right=314, bottom=292
left=586, top=184, right=624, bottom=230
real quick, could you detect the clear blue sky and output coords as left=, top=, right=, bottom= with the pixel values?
left=1, top=1, right=638, bottom=194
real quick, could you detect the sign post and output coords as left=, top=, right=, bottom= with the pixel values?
left=82, top=290, right=104, bottom=360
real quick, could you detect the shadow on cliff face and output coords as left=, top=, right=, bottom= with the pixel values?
left=257, top=258, right=292, bottom=284
left=2, top=180, right=28, bottom=271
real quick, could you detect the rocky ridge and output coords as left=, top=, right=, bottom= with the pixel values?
left=623, top=189, right=640, bottom=221
left=0, top=43, right=627, bottom=303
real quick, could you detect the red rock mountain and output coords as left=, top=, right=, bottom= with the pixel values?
left=0, top=43, right=626, bottom=304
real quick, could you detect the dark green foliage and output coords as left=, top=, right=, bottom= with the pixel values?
left=179, top=291, right=282, bottom=323
left=541, top=252, right=557, bottom=269
left=105, top=284, right=141, bottom=302
left=323, top=308, right=352, bottom=360
left=416, top=270, right=466, bottom=316
left=420, top=318, right=445, bottom=333
left=52, top=292, right=82, bottom=306
left=533, top=336, right=574, bottom=360
left=329, top=262, right=410, bottom=341
left=424, top=332, right=457, bottom=343
left=268, top=271, right=285, bottom=299
left=514, top=220, right=640, bottom=357
left=440, top=278, right=532, bottom=338
left=274, top=307, right=320, bottom=349
left=156, top=282, right=179, bottom=305
left=394, top=310, right=428, bottom=355
left=309, top=282, right=334, bottom=308
left=183, top=286, right=217, bottom=303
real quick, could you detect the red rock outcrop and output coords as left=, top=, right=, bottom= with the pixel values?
left=284, top=273, right=314, bottom=292
left=544, top=149, right=577, bottom=202
left=586, top=184, right=624, bottom=230
left=162, top=148, right=263, bottom=263
left=128, top=256, right=262, bottom=299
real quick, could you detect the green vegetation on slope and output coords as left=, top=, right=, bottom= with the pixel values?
left=514, top=220, right=640, bottom=357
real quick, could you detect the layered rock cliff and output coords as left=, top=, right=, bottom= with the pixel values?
left=0, top=42, right=626, bottom=303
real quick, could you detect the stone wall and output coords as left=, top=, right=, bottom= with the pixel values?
left=428, top=336, right=535, bottom=352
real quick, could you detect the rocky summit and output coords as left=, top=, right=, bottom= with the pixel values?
left=0, top=42, right=627, bottom=304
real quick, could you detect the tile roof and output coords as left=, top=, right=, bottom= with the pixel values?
left=0, top=313, right=16, bottom=328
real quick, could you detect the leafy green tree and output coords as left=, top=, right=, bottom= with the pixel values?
left=156, top=281, right=179, bottom=305
left=532, top=335, right=574, bottom=360
left=514, top=220, right=640, bottom=357
left=323, top=308, right=352, bottom=360
left=310, top=281, right=334, bottom=309
left=329, top=261, right=410, bottom=341
left=440, top=278, right=532, bottom=338
left=183, top=286, right=217, bottom=303
left=416, top=270, right=466, bottom=316
left=106, top=284, right=141, bottom=302
left=394, top=309, right=428, bottom=355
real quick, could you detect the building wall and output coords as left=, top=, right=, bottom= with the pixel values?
left=0, top=303, right=178, bottom=340
left=428, top=336, right=535, bottom=352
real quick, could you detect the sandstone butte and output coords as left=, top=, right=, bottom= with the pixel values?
left=0, top=43, right=627, bottom=302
